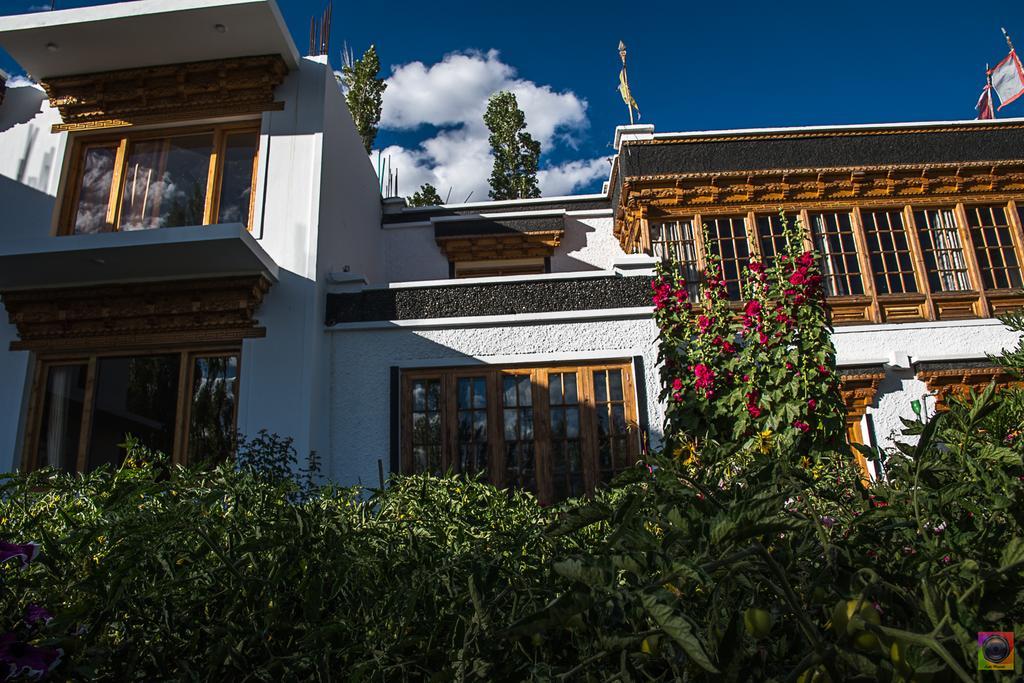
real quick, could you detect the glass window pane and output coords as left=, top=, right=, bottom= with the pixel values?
left=72, top=146, right=116, bottom=234
left=503, top=409, right=518, bottom=440
left=187, top=355, right=238, bottom=463
left=88, top=355, right=181, bottom=470
left=503, top=376, right=517, bottom=406
left=119, top=134, right=214, bottom=231
left=217, top=132, right=259, bottom=226
left=608, top=370, right=623, bottom=400
left=594, top=371, right=608, bottom=403
left=412, top=381, right=426, bottom=411
left=516, top=376, right=531, bottom=406
left=457, top=378, right=472, bottom=409
left=473, top=378, right=487, bottom=408
left=548, top=373, right=561, bottom=405
left=566, top=407, right=580, bottom=439
left=36, top=364, right=88, bottom=472
left=563, top=374, right=577, bottom=404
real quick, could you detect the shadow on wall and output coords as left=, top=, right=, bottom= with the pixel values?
left=327, top=320, right=664, bottom=489
left=554, top=218, right=604, bottom=272
left=0, top=84, right=45, bottom=134
left=0, top=175, right=55, bottom=242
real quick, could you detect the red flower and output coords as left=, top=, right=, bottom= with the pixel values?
left=789, top=268, right=808, bottom=286
left=796, top=252, right=815, bottom=268
left=693, top=363, right=715, bottom=392
left=747, top=404, right=762, bottom=418
left=748, top=260, right=765, bottom=273
left=817, top=364, right=829, bottom=375
left=744, top=300, right=762, bottom=317
left=696, top=315, right=712, bottom=332
left=672, top=378, right=683, bottom=391
left=758, top=331, right=769, bottom=345
left=792, top=420, right=810, bottom=433
left=785, top=362, right=794, bottom=370
left=722, top=341, right=736, bottom=354
left=807, top=399, right=817, bottom=410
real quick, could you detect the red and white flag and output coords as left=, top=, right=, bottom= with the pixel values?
left=991, top=50, right=1024, bottom=109
left=976, top=82, right=995, bottom=119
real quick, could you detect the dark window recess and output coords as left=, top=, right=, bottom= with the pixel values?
left=88, top=355, right=181, bottom=470
left=972, top=205, right=1024, bottom=289
left=861, top=209, right=918, bottom=295
left=187, top=355, right=239, bottom=463
left=914, top=209, right=971, bottom=292
left=36, top=364, right=88, bottom=472
left=705, top=215, right=750, bottom=300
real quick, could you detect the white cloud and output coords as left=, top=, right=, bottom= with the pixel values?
left=374, top=50, right=609, bottom=201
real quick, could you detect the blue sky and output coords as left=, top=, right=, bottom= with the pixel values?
left=3, top=0, right=1024, bottom=198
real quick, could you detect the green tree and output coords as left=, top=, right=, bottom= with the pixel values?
left=408, top=183, right=444, bottom=207
left=340, top=44, right=387, bottom=153
left=483, top=91, right=541, bottom=200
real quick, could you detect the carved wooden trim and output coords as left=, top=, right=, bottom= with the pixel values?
left=1, top=275, right=271, bottom=352
left=41, top=55, right=288, bottom=132
left=916, top=363, right=1021, bottom=411
left=840, top=368, right=886, bottom=426
left=436, top=230, right=563, bottom=262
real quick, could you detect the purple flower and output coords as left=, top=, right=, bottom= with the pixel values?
left=0, top=633, right=63, bottom=680
left=24, top=606, right=53, bottom=627
left=820, top=515, right=836, bottom=529
left=0, top=542, right=40, bottom=571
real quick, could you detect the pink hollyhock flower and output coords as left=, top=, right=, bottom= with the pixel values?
left=747, top=404, right=762, bottom=418
left=722, top=341, right=736, bottom=354
left=758, top=331, right=769, bottom=345
left=0, top=634, right=63, bottom=680
left=742, top=374, right=750, bottom=382
left=672, top=378, right=683, bottom=391
left=24, top=605, right=53, bottom=627
left=817, top=364, right=829, bottom=375
left=697, top=315, right=712, bottom=332
left=0, top=542, right=40, bottom=571
left=796, top=252, right=815, bottom=268
left=792, top=420, right=810, bottom=433
left=748, top=260, right=764, bottom=273
left=672, top=391, right=682, bottom=402
left=693, top=363, right=715, bottom=392
left=789, top=269, right=807, bottom=286
left=807, top=399, right=817, bottom=410
left=785, top=362, right=794, bottom=370
left=744, top=300, right=761, bottom=317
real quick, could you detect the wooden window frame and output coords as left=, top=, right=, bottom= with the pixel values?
left=23, top=345, right=241, bottom=472
left=639, top=197, right=1024, bottom=324
left=399, top=361, right=640, bottom=504
left=58, top=122, right=261, bottom=236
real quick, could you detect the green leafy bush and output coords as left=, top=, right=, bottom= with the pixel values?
left=2, top=221, right=1023, bottom=680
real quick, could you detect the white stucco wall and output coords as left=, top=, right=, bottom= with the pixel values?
left=326, top=312, right=661, bottom=487
left=238, top=56, right=383, bottom=466
left=0, top=83, right=65, bottom=465
left=382, top=211, right=625, bottom=283
left=324, top=305, right=1023, bottom=486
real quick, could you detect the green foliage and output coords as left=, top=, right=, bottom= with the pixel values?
left=3, top=240, right=1023, bottom=678
left=483, top=91, right=541, bottom=201
left=407, top=183, right=444, bottom=207
left=340, top=44, right=387, bottom=154
left=653, top=214, right=847, bottom=467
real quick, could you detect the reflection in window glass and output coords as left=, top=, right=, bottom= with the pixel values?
left=411, top=378, right=442, bottom=474
left=548, top=372, right=583, bottom=500
left=502, top=374, right=535, bottom=492
left=650, top=220, right=700, bottom=300
left=119, top=134, right=213, bottom=230
left=594, top=369, right=630, bottom=486
left=914, top=209, right=971, bottom=292
left=36, top=364, right=87, bottom=472
left=88, top=355, right=180, bottom=470
left=755, top=214, right=787, bottom=266
left=217, top=132, right=259, bottom=226
left=188, top=355, right=239, bottom=463
left=456, top=377, right=488, bottom=476
left=73, top=146, right=117, bottom=234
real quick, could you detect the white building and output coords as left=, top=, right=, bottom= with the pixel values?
left=0, top=0, right=1020, bottom=503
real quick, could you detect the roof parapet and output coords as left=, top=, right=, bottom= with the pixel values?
left=614, top=123, right=655, bottom=150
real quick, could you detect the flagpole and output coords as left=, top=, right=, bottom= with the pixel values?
left=988, top=63, right=995, bottom=119
left=1002, top=27, right=1015, bottom=52
left=619, top=40, right=634, bottom=125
